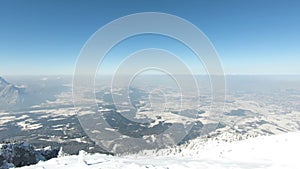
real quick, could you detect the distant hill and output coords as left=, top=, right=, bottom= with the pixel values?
left=0, top=76, right=25, bottom=110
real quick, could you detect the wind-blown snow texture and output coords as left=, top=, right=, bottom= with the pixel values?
left=20, top=132, right=299, bottom=169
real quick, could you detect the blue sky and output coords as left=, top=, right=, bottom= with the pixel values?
left=0, top=0, right=300, bottom=75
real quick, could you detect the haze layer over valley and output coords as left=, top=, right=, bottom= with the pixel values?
left=0, top=75, right=299, bottom=155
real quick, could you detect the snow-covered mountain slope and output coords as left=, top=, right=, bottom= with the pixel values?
left=20, top=131, right=300, bottom=169
left=0, top=76, right=24, bottom=109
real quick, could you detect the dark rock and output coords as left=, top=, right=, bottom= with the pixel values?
left=0, top=142, right=59, bottom=168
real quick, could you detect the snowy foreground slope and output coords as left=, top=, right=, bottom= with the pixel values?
left=20, top=132, right=300, bottom=169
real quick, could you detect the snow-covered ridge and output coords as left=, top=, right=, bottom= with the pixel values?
left=20, top=131, right=300, bottom=169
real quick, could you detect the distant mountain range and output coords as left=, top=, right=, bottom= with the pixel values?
left=0, top=76, right=25, bottom=110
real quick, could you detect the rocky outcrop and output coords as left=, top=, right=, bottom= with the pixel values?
left=0, top=142, right=59, bottom=169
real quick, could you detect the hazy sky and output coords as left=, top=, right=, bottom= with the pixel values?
left=1, top=0, right=300, bottom=75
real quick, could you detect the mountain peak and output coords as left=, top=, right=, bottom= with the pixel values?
left=0, top=76, right=9, bottom=85
left=0, top=76, right=24, bottom=109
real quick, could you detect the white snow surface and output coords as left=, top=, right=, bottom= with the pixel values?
left=20, top=132, right=300, bottom=169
